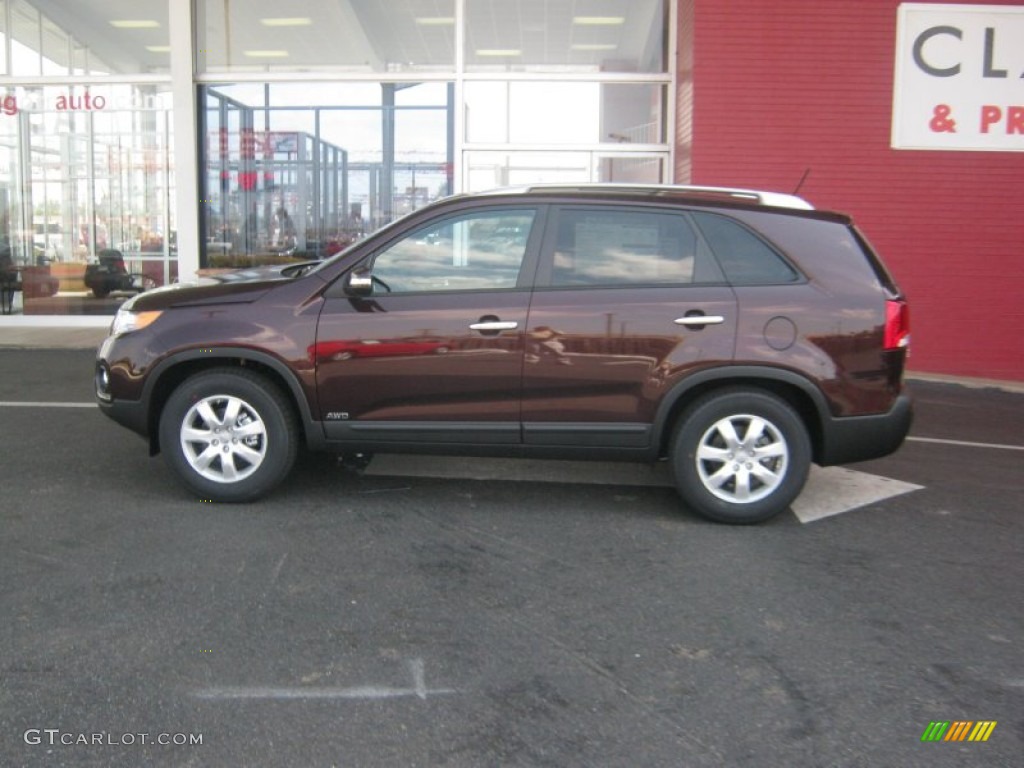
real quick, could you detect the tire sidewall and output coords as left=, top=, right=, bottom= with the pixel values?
left=672, top=390, right=811, bottom=524
left=159, top=369, right=297, bottom=502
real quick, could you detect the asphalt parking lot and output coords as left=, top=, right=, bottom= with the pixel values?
left=1, top=348, right=1021, bottom=767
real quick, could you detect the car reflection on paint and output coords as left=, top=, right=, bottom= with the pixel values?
left=309, top=338, right=451, bottom=362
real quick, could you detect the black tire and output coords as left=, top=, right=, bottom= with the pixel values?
left=158, top=368, right=298, bottom=502
left=670, top=388, right=811, bottom=524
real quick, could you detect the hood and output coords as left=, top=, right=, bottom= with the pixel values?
left=122, top=262, right=320, bottom=311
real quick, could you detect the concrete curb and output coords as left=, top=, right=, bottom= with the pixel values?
left=0, top=326, right=109, bottom=349
left=907, top=372, right=1024, bottom=395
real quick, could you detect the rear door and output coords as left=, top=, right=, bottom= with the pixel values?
left=521, top=204, right=737, bottom=448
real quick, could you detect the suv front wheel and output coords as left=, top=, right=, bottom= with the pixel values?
left=671, top=389, right=811, bottom=524
left=158, top=368, right=298, bottom=502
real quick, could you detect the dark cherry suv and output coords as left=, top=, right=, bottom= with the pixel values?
left=95, top=185, right=912, bottom=523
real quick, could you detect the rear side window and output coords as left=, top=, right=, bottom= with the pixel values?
left=547, top=208, right=721, bottom=287
left=692, top=212, right=799, bottom=285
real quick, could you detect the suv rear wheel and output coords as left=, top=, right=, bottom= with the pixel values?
left=671, top=389, right=811, bottom=524
left=158, top=369, right=298, bottom=502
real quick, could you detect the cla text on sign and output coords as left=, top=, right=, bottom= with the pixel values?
left=892, top=3, right=1024, bottom=151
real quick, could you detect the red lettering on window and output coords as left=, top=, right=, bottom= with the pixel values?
left=239, top=171, right=257, bottom=191
left=240, top=129, right=255, bottom=159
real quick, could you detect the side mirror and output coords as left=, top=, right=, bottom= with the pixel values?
left=346, top=266, right=373, bottom=296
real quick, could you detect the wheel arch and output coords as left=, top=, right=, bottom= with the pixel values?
left=143, top=348, right=317, bottom=456
left=654, top=367, right=828, bottom=463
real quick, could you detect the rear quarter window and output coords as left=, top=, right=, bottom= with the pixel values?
left=721, top=209, right=886, bottom=295
left=692, top=212, right=800, bottom=285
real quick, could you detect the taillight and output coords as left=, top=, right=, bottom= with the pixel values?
left=884, top=299, right=910, bottom=351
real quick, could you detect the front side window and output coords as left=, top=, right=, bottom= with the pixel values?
left=546, top=208, right=719, bottom=287
left=370, top=209, right=536, bottom=293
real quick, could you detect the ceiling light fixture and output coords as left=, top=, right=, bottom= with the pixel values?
left=475, top=49, right=522, bottom=57
left=109, top=20, right=160, bottom=29
left=244, top=50, right=290, bottom=58
left=415, top=17, right=455, bottom=26
left=146, top=45, right=172, bottom=53
left=260, top=18, right=312, bottom=27
left=572, top=16, right=626, bottom=26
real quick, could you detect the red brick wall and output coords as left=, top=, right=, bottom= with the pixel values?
left=678, top=0, right=1024, bottom=381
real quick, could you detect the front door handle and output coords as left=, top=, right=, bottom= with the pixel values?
left=674, top=315, right=725, bottom=327
left=469, top=321, right=519, bottom=331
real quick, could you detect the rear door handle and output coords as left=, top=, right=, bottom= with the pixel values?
left=674, top=315, right=725, bottom=326
left=469, top=321, right=518, bottom=331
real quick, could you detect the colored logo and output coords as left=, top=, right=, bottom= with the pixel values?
left=921, top=721, right=997, bottom=742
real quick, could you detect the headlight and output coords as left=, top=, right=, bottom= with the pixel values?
left=110, top=309, right=162, bottom=337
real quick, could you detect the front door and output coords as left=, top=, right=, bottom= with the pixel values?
left=315, top=206, right=542, bottom=445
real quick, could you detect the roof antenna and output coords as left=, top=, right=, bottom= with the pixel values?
left=793, top=168, right=811, bottom=196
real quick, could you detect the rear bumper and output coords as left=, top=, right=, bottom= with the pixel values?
left=817, top=394, right=913, bottom=465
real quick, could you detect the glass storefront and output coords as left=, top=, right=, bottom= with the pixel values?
left=0, top=84, right=175, bottom=315
left=199, top=82, right=453, bottom=268
left=0, top=0, right=672, bottom=318
left=0, top=0, right=174, bottom=316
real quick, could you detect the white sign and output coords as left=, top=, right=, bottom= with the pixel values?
left=893, top=3, right=1024, bottom=151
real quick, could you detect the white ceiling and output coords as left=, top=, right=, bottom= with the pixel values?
left=21, top=0, right=664, bottom=75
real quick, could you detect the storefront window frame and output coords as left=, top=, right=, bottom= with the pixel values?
left=0, top=0, right=177, bottom=321
left=0, top=0, right=674, bottom=323
left=194, top=0, right=675, bottom=208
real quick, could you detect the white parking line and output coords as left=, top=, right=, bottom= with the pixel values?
left=366, top=455, right=672, bottom=487
left=193, top=685, right=457, bottom=701
left=366, top=456, right=924, bottom=523
left=193, top=659, right=456, bottom=701
left=1, top=402, right=1017, bottom=522
left=907, top=436, right=1024, bottom=452
left=0, top=401, right=95, bottom=408
left=791, top=467, right=923, bottom=524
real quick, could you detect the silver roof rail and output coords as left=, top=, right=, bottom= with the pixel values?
left=668, top=185, right=814, bottom=210
left=478, top=183, right=814, bottom=210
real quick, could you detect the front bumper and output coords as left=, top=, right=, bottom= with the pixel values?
left=95, top=351, right=148, bottom=439
left=96, top=394, right=149, bottom=439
